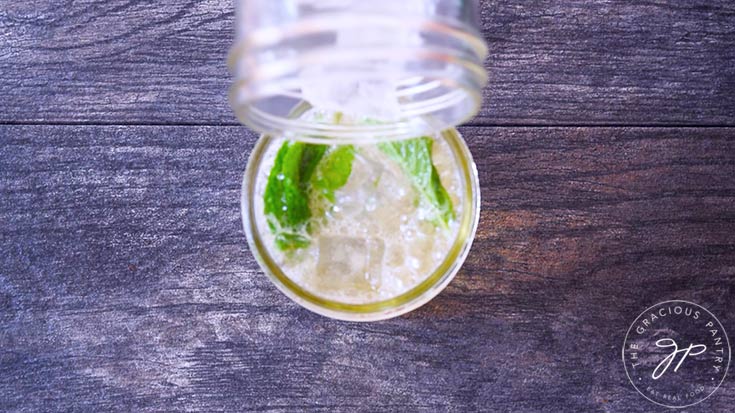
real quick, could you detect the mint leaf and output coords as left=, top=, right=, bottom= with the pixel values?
left=274, top=232, right=310, bottom=251
left=311, top=145, right=355, bottom=203
left=378, top=137, right=455, bottom=227
left=263, top=141, right=353, bottom=251
left=263, top=141, right=327, bottom=251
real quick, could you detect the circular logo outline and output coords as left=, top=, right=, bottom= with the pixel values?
left=622, top=300, right=731, bottom=409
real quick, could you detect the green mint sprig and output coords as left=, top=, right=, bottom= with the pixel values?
left=263, top=141, right=353, bottom=251
left=378, top=137, right=455, bottom=228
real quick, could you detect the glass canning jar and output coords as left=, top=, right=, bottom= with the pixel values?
left=230, top=0, right=487, bottom=321
left=229, top=0, right=488, bottom=140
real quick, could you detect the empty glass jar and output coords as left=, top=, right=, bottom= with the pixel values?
left=229, top=0, right=488, bottom=141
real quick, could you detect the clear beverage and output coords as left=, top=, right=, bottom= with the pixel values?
left=252, top=119, right=463, bottom=304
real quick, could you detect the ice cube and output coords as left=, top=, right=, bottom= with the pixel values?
left=316, top=236, right=384, bottom=291
left=343, top=152, right=384, bottom=192
left=300, top=71, right=402, bottom=121
left=373, top=162, right=415, bottom=217
left=333, top=152, right=384, bottom=216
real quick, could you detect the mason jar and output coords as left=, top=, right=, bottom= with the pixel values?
left=229, top=0, right=487, bottom=320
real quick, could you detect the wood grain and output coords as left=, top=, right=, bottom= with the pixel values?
left=1, top=125, right=733, bottom=412
left=1, top=1, right=734, bottom=125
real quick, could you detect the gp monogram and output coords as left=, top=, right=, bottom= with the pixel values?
left=622, top=300, right=731, bottom=408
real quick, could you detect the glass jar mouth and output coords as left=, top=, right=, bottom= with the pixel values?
left=229, top=14, right=488, bottom=142
left=240, top=127, right=480, bottom=321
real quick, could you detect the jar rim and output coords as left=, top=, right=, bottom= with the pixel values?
left=240, top=127, right=481, bottom=321
left=230, top=86, right=481, bottom=144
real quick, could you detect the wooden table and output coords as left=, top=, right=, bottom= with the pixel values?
left=1, top=2, right=733, bottom=412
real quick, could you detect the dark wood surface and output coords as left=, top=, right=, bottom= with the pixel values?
left=1, top=1, right=734, bottom=412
